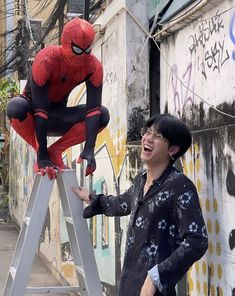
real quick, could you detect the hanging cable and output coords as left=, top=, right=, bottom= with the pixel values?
left=122, top=6, right=235, bottom=120
left=23, top=0, right=36, bottom=46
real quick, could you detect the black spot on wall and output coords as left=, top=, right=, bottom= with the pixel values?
left=150, top=38, right=160, bottom=115
left=182, top=101, right=235, bottom=131
left=208, top=265, right=212, bottom=295
left=229, top=229, right=235, bottom=250
left=226, top=169, right=235, bottom=197
left=126, top=146, right=142, bottom=182
left=232, top=287, right=235, bottom=296
left=127, top=107, right=145, bottom=142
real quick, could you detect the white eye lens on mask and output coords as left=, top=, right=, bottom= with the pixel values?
left=72, top=45, right=83, bottom=55
left=85, top=46, right=91, bottom=54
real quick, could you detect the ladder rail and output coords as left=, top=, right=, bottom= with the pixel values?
left=3, top=170, right=102, bottom=296
left=57, top=171, right=103, bottom=296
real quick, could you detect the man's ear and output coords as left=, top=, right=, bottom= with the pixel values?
left=169, top=145, right=180, bottom=158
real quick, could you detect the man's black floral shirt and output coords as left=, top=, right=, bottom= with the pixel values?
left=85, top=165, right=208, bottom=296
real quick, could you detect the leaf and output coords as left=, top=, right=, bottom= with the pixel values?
left=0, top=77, right=19, bottom=112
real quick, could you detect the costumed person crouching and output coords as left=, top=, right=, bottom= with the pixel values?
left=6, top=18, right=110, bottom=179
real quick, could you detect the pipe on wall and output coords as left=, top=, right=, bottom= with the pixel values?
left=153, top=0, right=211, bottom=40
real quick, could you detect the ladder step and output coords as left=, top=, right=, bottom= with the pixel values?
left=65, top=217, right=73, bottom=224
left=75, top=264, right=85, bottom=277
left=26, top=285, right=81, bottom=293
left=9, top=266, right=16, bottom=279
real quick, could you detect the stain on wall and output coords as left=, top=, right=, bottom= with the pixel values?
left=160, top=1, right=235, bottom=295
left=226, top=169, right=235, bottom=197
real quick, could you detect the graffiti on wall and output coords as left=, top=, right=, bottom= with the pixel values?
left=164, top=3, right=235, bottom=295
left=182, top=127, right=235, bottom=296
left=9, top=131, right=35, bottom=213
left=224, top=142, right=235, bottom=259
left=189, top=10, right=230, bottom=80
left=183, top=140, right=223, bottom=296
left=59, top=30, right=128, bottom=291
left=169, top=63, right=195, bottom=116
left=189, top=10, right=224, bottom=53
left=229, top=10, right=235, bottom=60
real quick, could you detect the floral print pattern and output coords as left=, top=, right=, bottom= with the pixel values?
left=178, top=191, right=193, bottom=209
left=91, top=165, right=208, bottom=296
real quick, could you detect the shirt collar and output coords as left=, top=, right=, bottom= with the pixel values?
left=141, top=164, right=176, bottom=186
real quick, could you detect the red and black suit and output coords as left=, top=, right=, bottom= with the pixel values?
left=6, top=18, right=109, bottom=177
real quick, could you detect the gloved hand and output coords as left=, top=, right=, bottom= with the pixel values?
left=77, top=149, right=96, bottom=176
left=36, top=151, right=61, bottom=180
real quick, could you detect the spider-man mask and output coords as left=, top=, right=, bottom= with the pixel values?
left=61, top=18, right=95, bottom=65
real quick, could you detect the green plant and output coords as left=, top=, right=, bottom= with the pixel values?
left=0, top=192, right=9, bottom=209
left=0, top=77, right=19, bottom=199
left=0, top=77, right=19, bottom=112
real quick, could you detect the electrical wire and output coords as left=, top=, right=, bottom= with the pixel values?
left=23, top=0, right=36, bottom=46
left=194, top=5, right=235, bottom=24
left=1, top=1, right=235, bottom=120
left=0, top=14, right=15, bottom=22
left=152, top=38, right=235, bottom=119
left=124, top=6, right=235, bottom=120
left=0, top=8, right=15, bottom=14
left=0, top=1, right=14, bottom=9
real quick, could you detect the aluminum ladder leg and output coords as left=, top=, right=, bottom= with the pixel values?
left=3, top=170, right=102, bottom=296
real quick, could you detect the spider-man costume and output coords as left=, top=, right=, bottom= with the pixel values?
left=7, top=18, right=109, bottom=179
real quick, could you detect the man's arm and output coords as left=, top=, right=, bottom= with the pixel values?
left=72, top=178, right=139, bottom=218
left=148, top=176, right=208, bottom=295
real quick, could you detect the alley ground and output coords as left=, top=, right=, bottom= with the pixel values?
left=0, top=208, right=69, bottom=296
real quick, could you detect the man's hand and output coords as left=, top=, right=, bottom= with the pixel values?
left=140, top=275, right=157, bottom=296
left=71, top=186, right=90, bottom=204
left=77, top=149, right=96, bottom=176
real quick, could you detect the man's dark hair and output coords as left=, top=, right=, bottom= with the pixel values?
left=144, top=114, right=192, bottom=162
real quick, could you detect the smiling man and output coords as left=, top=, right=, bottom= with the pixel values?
left=72, top=113, right=208, bottom=296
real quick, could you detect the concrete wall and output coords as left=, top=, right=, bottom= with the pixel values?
left=160, top=1, right=235, bottom=295
left=68, top=1, right=149, bottom=291
left=0, top=0, right=6, bottom=68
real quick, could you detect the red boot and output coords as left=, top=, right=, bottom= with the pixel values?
left=10, top=112, right=38, bottom=150
left=48, top=122, right=86, bottom=169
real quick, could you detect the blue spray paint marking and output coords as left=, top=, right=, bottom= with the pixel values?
left=229, top=12, right=235, bottom=60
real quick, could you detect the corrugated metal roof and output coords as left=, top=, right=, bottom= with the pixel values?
left=159, top=0, right=197, bottom=24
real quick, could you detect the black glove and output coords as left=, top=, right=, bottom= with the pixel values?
left=77, top=149, right=96, bottom=176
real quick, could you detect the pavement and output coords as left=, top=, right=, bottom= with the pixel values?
left=0, top=208, right=69, bottom=296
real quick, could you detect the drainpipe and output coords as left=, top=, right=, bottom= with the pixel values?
left=153, top=0, right=210, bottom=40
left=5, top=0, right=15, bottom=76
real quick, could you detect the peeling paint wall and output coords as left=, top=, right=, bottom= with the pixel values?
left=182, top=127, right=235, bottom=296
left=126, top=0, right=149, bottom=142
left=9, top=130, right=36, bottom=224
left=160, top=1, right=235, bottom=295
left=161, top=1, right=235, bottom=125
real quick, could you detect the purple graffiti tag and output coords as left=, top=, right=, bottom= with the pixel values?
left=229, top=11, right=235, bottom=60
left=170, top=64, right=195, bottom=116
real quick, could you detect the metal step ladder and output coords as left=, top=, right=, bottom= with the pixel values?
left=3, top=170, right=102, bottom=296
